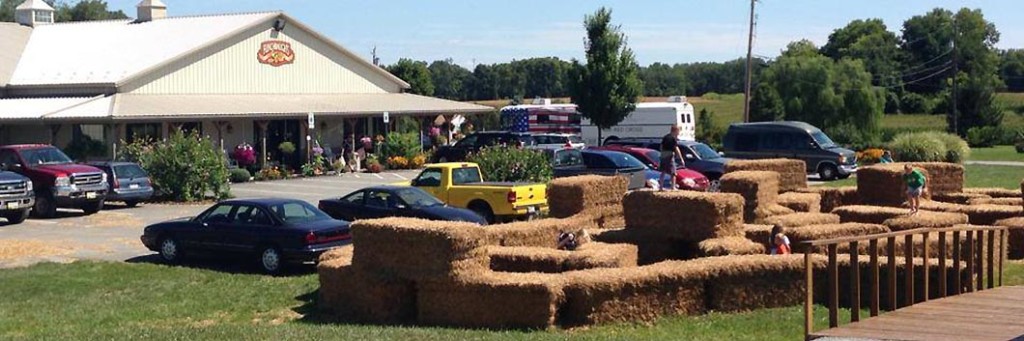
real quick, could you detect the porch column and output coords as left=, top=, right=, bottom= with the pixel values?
left=48, top=124, right=62, bottom=145
left=255, top=120, right=269, bottom=169
left=214, top=121, right=229, bottom=153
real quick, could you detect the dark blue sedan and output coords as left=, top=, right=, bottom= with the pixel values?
left=318, top=186, right=487, bottom=225
left=140, top=198, right=351, bottom=274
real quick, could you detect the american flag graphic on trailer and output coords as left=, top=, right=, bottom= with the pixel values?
left=501, top=106, right=581, bottom=134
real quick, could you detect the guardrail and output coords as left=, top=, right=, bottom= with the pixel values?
left=802, top=225, right=1008, bottom=340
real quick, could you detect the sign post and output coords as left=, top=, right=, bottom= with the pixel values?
left=382, top=111, right=390, bottom=135
left=307, top=113, right=315, bottom=163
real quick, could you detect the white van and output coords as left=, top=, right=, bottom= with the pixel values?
left=580, top=96, right=696, bottom=146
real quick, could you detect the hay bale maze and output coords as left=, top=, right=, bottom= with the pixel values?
left=488, top=243, right=638, bottom=273
left=832, top=205, right=912, bottom=224
left=968, top=197, right=1023, bottom=206
left=697, top=237, right=765, bottom=257
left=547, top=175, right=628, bottom=218
left=933, top=192, right=991, bottom=205
left=623, top=190, right=744, bottom=241
left=764, top=212, right=840, bottom=228
left=725, top=158, right=807, bottom=192
left=857, top=163, right=964, bottom=206
left=964, top=187, right=1022, bottom=198
left=719, top=171, right=794, bottom=223
left=793, top=186, right=859, bottom=213
left=996, top=217, right=1024, bottom=259
left=777, top=192, right=821, bottom=213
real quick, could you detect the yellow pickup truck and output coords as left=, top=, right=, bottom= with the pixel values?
left=403, top=162, right=547, bottom=223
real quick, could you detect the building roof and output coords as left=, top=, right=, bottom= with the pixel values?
left=0, top=23, right=33, bottom=86
left=0, top=96, right=97, bottom=120
left=16, top=0, right=54, bottom=11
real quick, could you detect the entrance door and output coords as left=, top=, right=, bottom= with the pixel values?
left=257, top=120, right=301, bottom=171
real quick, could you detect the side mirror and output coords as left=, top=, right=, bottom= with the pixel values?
left=717, top=152, right=725, bottom=157
left=684, top=153, right=696, bottom=160
left=395, top=204, right=407, bottom=210
left=410, top=179, right=421, bottom=187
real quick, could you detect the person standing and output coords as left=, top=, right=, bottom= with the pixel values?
left=659, top=125, right=685, bottom=190
left=903, top=164, right=927, bottom=214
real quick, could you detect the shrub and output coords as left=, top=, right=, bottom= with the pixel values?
left=828, top=123, right=881, bottom=151
left=930, top=131, right=970, bottom=163
left=382, top=132, right=422, bottom=160
left=232, top=143, right=256, bottom=167
left=899, top=92, right=935, bottom=114
left=887, top=132, right=947, bottom=162
left=467, top=146, right=552, bottom=183
left=229, top=168, right=251, bottom=183
left=256, top=167, right=285, bottom=181
left=410, top=153, right=427, bottom=168
left=119, top=131, right=230, bottom=202
left=857, top=148, right=886, bottom=164
left=966, top=126, right=1005, bottom=148
left=387, top=156, right=410, bottom=169
left=278, top=141, right=296, bottom=155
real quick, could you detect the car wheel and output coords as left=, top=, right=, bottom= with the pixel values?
left=819, top=164, right=839, bottom=181
left=258, top=246, right=284, bottom=274
left=32, top=192, right=56, bottom=219
left=125, top=200, right=139, bottom=208
left=4, top=209, right=29, bottom=224
left=467, top=201, right=494, bottom=224
left=82, top=200, right=104, bottom=215
left=159, top=237, right=182, bottom=263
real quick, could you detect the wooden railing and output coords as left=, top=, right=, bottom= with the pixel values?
left=802, top=225, right=1008, bottom=340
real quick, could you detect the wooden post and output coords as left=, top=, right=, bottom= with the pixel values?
left=804, top=251, right=814, bottom=340
left=850, top=241, right=860, bottom=322
left=922, top=231, right=930, bottom=302
left=49, top=124, right=61, bottom=145
left=904, top=234, right=914, bottom=307
left=939, top=231, right=947, bottom=298
left=976, top=231, right=984, bottom=291
left=256, top=121, right=269, bottom=169
left=869, top=239, right=879, bottom=317
left=953, top=231, right=962, bottom=294
left=887, top=236, right=897, bottom=310
left=1000, top=229, right=1005, bottom=287
left=828, top=244, right=839, bottom=328
left=987, top=230, right=995, bottom=289
left=966, top=231, right=975, bottom=293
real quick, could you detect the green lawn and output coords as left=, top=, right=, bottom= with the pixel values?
left=824, top=164, right=1024, bottom=189
left=970, top=145, right=1024, bottom=162
left=8, top=260, right=1018, bottom=340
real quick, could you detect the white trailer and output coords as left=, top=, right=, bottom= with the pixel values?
left=580, top=96, right=696, bottom=146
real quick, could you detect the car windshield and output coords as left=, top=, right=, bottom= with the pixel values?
left=643, top=150, right=660, bottom=166
left=114, top=164, right=147, bottom=178
left=452, top=167, right=483, bottom=185
left=691, top=143, right=722, bottom=159
left=395, top=188, right=444, bottom=208
left=22, top=147, right=73, bottom=165
left=568, top=135, right=583, bottom=144
left=552, top=149, right=583, bottom=167
left=811, top=131, right=838, bottom=148
left=607, top=153, right=647, bottom=169
left=268, top=201, right=331, bottom=223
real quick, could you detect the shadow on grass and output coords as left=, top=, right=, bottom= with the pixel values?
left=125, top=253, right=316, bottom=277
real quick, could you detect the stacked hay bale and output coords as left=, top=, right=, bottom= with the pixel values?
left=743, top=224, right=774, bottom=251
left=548, top=175, right=629, bottom=229
left=915, top=201, right=1023, bottom=226
left=832, top=205, right=911, bottom=224
left=964, top=187, right=1022, bottom=198
left=933, top=192, right=991, bottom=204
left=720, top=171, right=794, bottom=223
left=764, top=212, right=841, bottom=228
left=486, top=217, right=597, bottom=248
left=697, top=237, right=766, bottom=256
left=417, top=272, right=565, bottom=329
left=696, top=255, right=813, bottom=312
left=786, top=223, right=890, bottom=253
left=995, top=217, right=1024, bottom=259
left=858, top=163, right=964, bottom=206
left=317, top=245, right=417, bottom=324
left=488, top=242, right=638, bottom=273
left=881, top=211, right=969, bottom=231
left=725, top=159, right=807, bottom=192
left=968, top=197, right=1024, bottom=206
left=793, top=186, right=859, bottom=213
left=777, top=192, right=821, bottom=213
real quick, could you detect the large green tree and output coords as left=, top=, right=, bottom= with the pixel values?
left=639, top=62, right=686, bottom=96
left=428, top=59, right=471, bottom=100
left=569, top=7, right=642, bottom=143
left=822, top=19, right=903, bottom=112
left=999, top=49, right=1024, bottom=92
left=900, top=8, right=956, bottom=94
left=386, top=58, right=434, bottom=96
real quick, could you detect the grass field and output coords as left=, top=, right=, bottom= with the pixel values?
left=824, top=164, right=1024, bottom=189
left=6, top=260, right=1019, bottom=340
left=970, top=145, right=1024, bottom=162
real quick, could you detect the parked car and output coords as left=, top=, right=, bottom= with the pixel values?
left=86, top=161, right=153, bottom=208
left=319, top=186, right=487, bottom=225
left=0, top=144, right=107, bottom=218
left=0, top=170, right=34, bottom=224
left=405, top=162, right=547, bottom=223
left=532, top=133, right=585, bottom=149
left=140, top=198, right=351, bottom=274
left=551, top=149, right=659, bottom=190
left=431, top=131, right=536, bottom=163
left=603, top=137, right=730, bottom=181
left=721, top=121, right=857, bottom=180
left=588, top=145, right=710, bottom=191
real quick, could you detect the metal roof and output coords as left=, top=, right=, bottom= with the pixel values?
left=0, top=23, right=32, bottom=86
left=0, top=96, right=97, bottom=120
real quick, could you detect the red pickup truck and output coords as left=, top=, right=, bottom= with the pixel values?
left=0, top=145, right=108, bottom=218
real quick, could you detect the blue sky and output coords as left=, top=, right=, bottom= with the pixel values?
left=105, top=0, right=1024, bottom=67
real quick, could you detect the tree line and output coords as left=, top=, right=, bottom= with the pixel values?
left=0, top=0, right=127, bottom=22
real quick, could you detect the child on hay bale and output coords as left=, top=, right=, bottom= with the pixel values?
left=903, top=164, right=928, bottom=215
left=880, top=150, right=894, bottom=164
left=557, top=231, right=578, bottom=251
left=769, top=225, right=791, bottom=255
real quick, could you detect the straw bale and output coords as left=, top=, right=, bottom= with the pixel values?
left=881, top=211, right=969, bottom=231
left=764, top=213, right=841, bottom=228
left=787, top=223, right=891, bottom=253
left=744, top=224, right=773, bottom=251
left=486, top=217, right=597, bottom=248
left=575, top=204, right=625, bottom=229
left=561, top=262, right=707, bottom=326
left=933, top=192, right=990, bottom=205
left=964, top=187, right=1022, bottom=198
left=956, top=204, right=1023, bottom=226
left=858, top=163, right=964, bottom=206
left=351, top=218, right=489, bottom=281
left=317, top=260, right=416, bottom=324
left=720, top=171, right=780, bottom=223
left=488, top=242, right=637, bottom=273
left=417, top=271, right=565, bottom=329
left=995, top=217, right=1024, bottom=259
left=832, top=205, right=912, bottom=224
left=318, top=246, right=354, bottom=263
left=590, top=228, right=697, bottom=264
left=697, top=237, right=765, bottom=257
left=696, top=255, right=811, bottom=312
left=725, top=158, right=807, bottom=191
left=969, top=197, right=1023, bottom=206
left=548, top=175, right=629, bottom=218
left=794, top=186, right=860, bottom=213
left=777, top=192, right=821, bottom=213
left=757, top=204, right=796, bottom=222
left=916, top=200, right=965, bottom=213
left=623, top=190, right=745, bottom=241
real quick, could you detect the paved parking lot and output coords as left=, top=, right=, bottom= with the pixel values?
left=0, top=170, right=422, bottom=268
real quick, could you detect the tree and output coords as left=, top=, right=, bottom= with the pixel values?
left=468, top=64, right=498, bottom=100
left=640, top=62, right=686, bottom=96
left=822, top=19, right=903, bottom=112
left=569, top=7, right=642, bottom=143
left=1, top=0, right=127, bottom=23
left=428, top=59, right=471, bottom=100
left=946, top=8, right=1002, bottom=135
left=900, top=9, right=955, bottom=94
left=695, top=108, right=722, bottom=147
left=749, top=83, right=784, bottom=121
left=386, top=59, right=434, bottom=96
left=999, top=49, right=1024, bottom=92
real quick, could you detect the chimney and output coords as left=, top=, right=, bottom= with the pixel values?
left=136, top=0, right=167, bottom=22
left=15, top=0, right=55, bottom=27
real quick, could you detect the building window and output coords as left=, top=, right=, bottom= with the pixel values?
left=73, top=124, right=105, bottom=142
left=34, top=11, right=52, bottom=23
left=127, top=123, right=162, bottom=143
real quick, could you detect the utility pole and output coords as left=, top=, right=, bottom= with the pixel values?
left=742, top=0, right=756, bottom=122
left=951, top=21, right=959, bottom=135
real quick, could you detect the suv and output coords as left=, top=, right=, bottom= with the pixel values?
left=0, top=170, right=34, bottom=224
left=603, top=137, right=730, bottom=181
left=0, top=145, right=108, bottom=218
left=432, top=131, right=536, bottom=163
left=721, top=121, right=857, bottom=180
left=86, top=161, right=154, bottom=208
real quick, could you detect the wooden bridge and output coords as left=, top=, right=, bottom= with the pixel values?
left=803, top=225, right=1024, bottom=341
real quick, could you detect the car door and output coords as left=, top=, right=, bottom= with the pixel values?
left=412, top=167, right=445, bottom=201
left=363, top=189, right=397, bottom=218
left=189, top=203, right=237, bottom=251
left=324, top=190, right=366, bottom=220
left=218, top=204, right=275, bottom=253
